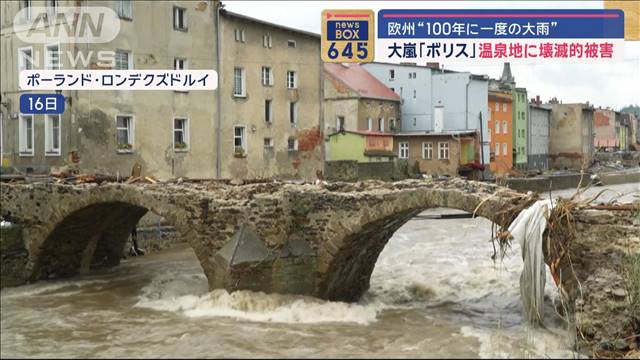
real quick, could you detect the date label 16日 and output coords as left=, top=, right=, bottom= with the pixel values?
left=322, top=10, right=374, bottom=63
left=20, top=93, right=65, bottom=114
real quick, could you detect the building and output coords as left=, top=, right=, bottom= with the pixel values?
left=326, top=131, right=395, bottom=163
left=489, top=63, right=528, bottom=170
left=527, top=100, right=551, bottom=171
left=621, top=112, right=639, bottom=150
left=217, top=10, right=323, bottom=180
left=594, top=108, right=618, bottom=150
left=323, top=63, right=401, bottom=134
left=616, top=111, right=629, bottom=152
left=488, top=91, right=513, bottom=175
left=1, top=0, right=219, bottom=179
left=393, top=130, right=480, bottom=178
left=546, top=103, right=595, bottom=170
left=1, top=1, right=325, bottom=181
left=361, top=62, right=490, bottom=169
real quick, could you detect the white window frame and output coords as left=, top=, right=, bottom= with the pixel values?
left=264, top=137, right=273, bottom=149
left=503, top=120, right=508, bottom=134
left=174, top=57, right=187, bottom=70
left=390, top=118, right=396, bottom=130
left=503, top=103, right=507, bottom=112
left=19, top=114, right=34, bottom=156
left=290, top=102, right=298, bottom=126
left=287, top=137, right=299, bottom=151
left=45, top=42, right=61, bottom=70
left=367, top=117, right=372, bottom=131
left=495, top=142, right=500, bottom=156
left=378, top=117, right=385, bottom=132
left=438, top=141, right=449, bottom=160
left=20, top=0, right=31, bottom=21
left=503, top=143, right=508, bottom=157
left=18, top=46, right=34, bottom=74
left=422, top=142, right=433, bottom=159
left=287, top=71, right=297, bottom=89
left=287, top=40, right=296, bottom=48
left=115, top=114, right=134, bottom=153
left=265, top=99, right=273, bottom=123
left=233, top=67, right=246, bottom=97
left=44, top=114, right=61, bottom=156
left=263, top=34, right=272, bottom=48
left=336, top=116, right=345, bottom=131
left=389, top=69, right=395, bottom=81
left=495, top=120, right=500, bottom=134
left=114, top=0, right=132, bottom=20
left=173, top=117, right=189, bottom=152
left=173, top=6, right=187, bottom=31
left=234, top=125, right=247, bottom=153
left=114, top=49, right=132, bottom=70
left=399, top=142, right=409, bottom=159
left=495, top=102, right=499, bottom=112
left=261, top=66, right=273, bottom=86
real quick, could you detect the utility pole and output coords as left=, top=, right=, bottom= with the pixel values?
left=479, top=111, right=485, bottom=180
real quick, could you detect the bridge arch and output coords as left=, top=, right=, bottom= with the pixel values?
left=314, top=183, right=530, bottom=302
left=1, top=184, right=200, bottom=282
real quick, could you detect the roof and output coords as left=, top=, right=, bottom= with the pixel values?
left=324, top=63, right=401, bottom=102
left=395, top=130, right=478, bottom=137
left=221, top=10, right=320, bottom=38
left=529, top=104, right=551, bottom=111
left=328, top=130, right=395, bottom=137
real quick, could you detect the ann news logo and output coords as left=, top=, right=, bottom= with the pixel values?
left=322, top=10, right=374, bottom=63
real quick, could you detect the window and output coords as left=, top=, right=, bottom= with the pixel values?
left=233, top=67, right=245, bottom=97
left=287, top=71, right=297, bottom=89
left=487, top=129, right=491, bottom=143
left=413, top=90, right=416, bottom=99
left=495, top=143, right=500, bottom=156
left=235, top=29, right=245, bottom=42
left=422, top=142, right=433, bottom=159
left=261, top=66, right=273, bottom=86
left=114, top=0, right=132, bottom=19
left=265, top=100, right=272, bottom=123
left=116, top=115, right=133, bottom=151
left=287, top=40, right=296, bottom=48
left=503, top=103, right=507, bottom=112
left=494, top=102, right=499, bottom=111
left=115, top=50, right=131, bottom=70
left=413, top=118, right=417, bottom=126
left=264, top=137, right=273, bottom=148
left=45, top=43, right=60, bottom=69
left=503, top=120, right=507, bottom=134
left=390, top=118, right=396, bottom=130
left=173, top=6, right=187, bottom=31
left=288, top=137, right=299, bottom=151
left=390, top=87, right=395, bottom=92
left=438, top=142, right=449, bottom=159
left=495, top=120, right=500, bottom=134
left=172, top=117, right=189, bottom=151
left=20, top=0, right=31, bottom=20
left=46, top=0, right=58, bottom=20
left=503, top=143, right=508, bottom=157
left=336, top=116, right=345, bottom=131
left=45, top=115, right=61, bottom=156
left=399, top=142, right=409, bottom=159
left=174, top=58, right=187, bottom=70
left=234, top=126, right=246, bottom=153
left=378, top=118, right=384, bottom=132
left=263, top=34, right=272, bottom=48
left=367, top=117, right=373, bottom=131
left=289, top=102, right=298, bottom=125
left=18, top=47, right=33, bottom=73
left=389, top=69, right=395, bottom=80
left=19, top=114, right=34, bottom=156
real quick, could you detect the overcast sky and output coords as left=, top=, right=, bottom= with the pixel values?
left=223, top=1, right=640, bottom=110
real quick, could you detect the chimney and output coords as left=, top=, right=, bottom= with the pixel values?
left=426, top=62, right=440, bottom=70
left=536, top=95, right=540, bottom=105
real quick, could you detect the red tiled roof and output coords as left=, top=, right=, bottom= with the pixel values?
left=324, top=63, right=401, bottom=102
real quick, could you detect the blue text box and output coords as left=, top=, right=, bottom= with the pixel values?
left=19, top=94, right=65, bottom=114
left=327, top=20, right=369, bottom=41
left=378, top=9, right=624, bottom=39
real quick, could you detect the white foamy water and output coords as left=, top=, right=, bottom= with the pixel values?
left=5, top=183, right=636, bottom=358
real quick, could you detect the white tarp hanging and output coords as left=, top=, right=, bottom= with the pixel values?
left=507, top=199, right=556, bottom=325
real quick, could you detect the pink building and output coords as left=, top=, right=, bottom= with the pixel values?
left=593, top=109, right=618, bottom=150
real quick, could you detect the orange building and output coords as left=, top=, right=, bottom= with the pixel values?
left=488, top=91, right=513, bottom=175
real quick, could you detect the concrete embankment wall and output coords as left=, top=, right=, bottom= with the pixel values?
left=504, top=169, right=640, bottom=192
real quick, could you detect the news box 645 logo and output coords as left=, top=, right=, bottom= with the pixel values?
left=322, top=10, right=374, bottom=63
